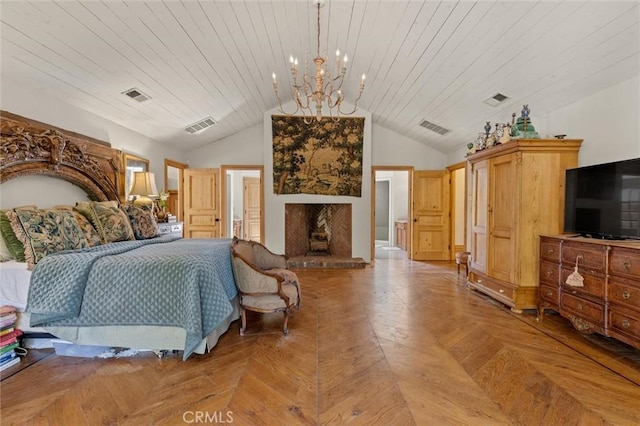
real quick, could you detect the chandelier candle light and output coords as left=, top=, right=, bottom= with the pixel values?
left=272, top=0, right=365, bottom=123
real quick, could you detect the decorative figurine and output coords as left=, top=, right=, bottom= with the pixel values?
left=499, top=123, right=512, bottom=143
left=511, top=105, right=540, bottom=139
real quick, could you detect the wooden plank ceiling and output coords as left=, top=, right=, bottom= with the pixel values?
left=1, top=1, right=638, bottom=153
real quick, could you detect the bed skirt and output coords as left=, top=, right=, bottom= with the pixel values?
left=31, top=296, right=241, bottom=356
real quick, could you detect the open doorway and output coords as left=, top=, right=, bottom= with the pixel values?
left=221, top=166, right=264, bottom=244
left=447, top=162, right=467, bottom=258
left=372, top=167, right=411, bottom=260
left=164, top=159, right=187, bottom=221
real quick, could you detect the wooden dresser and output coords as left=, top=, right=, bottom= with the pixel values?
left=539, top=235, right=640, bottom=350
left=467, top=139, right=582, bottom=312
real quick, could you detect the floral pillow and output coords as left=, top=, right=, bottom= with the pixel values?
left=122, top=204, right=158, bottom=240
left=0, top=206, right=37, bottom=263
left=52, top=205, right=102, bottom=247
left=74, top=201, right=134, bottom=244
left=6, top=208, right=90, bottom=270
left=73, top=201, right=118, bottom=230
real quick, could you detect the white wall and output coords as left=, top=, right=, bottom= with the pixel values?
left=546, top=75, right=640, bottom=166
left=372, top=124, right=448, bottom=168
left=1, top=77, right=185, bottom=206
left=187, top=124, right=263, bottom=167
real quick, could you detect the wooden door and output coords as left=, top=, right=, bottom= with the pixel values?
left=183, top=169, right=220, bottom=238
left=412, top=170, right=450, bottom=260
left=470, top=160, right=488, bottom=273
left=487, top=153, right=518, bottom=282
left=243, top=177, right=261, bottom=243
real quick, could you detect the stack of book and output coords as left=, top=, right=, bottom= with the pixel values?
left=0, top=306, right=22, bottom=372
left=167, top=214, right=177, bottom=223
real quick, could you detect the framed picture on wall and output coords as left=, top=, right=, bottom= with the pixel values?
left=122, top=153, right=149, bottom=201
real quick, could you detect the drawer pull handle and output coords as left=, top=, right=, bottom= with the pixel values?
left=545, top=290, right=552, bottom=297
left=547, top=248, right=554, bottom=254
left=577, top=303, right=583, bottom=311
left=623, top=260, right=631, bottom=271
left=622, top=319, right=630, bottom=329
left=545, top=270, right=552, bottom=277
left=499, top=289, right=504, bottom=293
left=622, top=291, right=631, bottom=300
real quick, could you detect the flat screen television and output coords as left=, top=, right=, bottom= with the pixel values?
left=564, top=157, right=640, bottom=240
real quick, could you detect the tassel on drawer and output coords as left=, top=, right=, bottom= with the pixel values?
left=566, top=255, right=584, bottom=287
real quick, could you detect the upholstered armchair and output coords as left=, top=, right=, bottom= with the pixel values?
left=230, top=238, right=301, bottom=335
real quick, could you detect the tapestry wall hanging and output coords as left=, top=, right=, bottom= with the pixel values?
left=272, top=115, right=364, bottom=196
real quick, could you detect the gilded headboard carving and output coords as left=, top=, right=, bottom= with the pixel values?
left=0, top=111, right=122, bottom=201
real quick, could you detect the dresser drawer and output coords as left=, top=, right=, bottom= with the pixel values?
left=540, top=260, right=560, bottom=286
left=561, top=293, right=605, bottom=326
left=540, top=238, right=561, bottom=262
left=608, top=307, right=640, bottom=340
left=608, top=277, right=640, bottom=311
left=561, top=241, right=607, bottom=273
left=472, top=276, right=516, bottom=303
left=561, top=266, right=605, bottom=299
left=609, top=247, right=640, bottom=280
left=539, top=284, right=560, bottom=308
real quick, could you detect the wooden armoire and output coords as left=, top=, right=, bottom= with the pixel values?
left=466, top=138, right=582, bottom=312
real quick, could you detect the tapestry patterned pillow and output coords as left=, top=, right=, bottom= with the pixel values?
left=6, top=208, right=90, bottom=270
left=52, top=205, right=102, bottom=247
left=0, top=206, right=37, bottom=263
left=86, top=202, right=135, bottom=243
left=122, top=204, right=158, bottom=240
left=73, top=200, right=118, bottom=231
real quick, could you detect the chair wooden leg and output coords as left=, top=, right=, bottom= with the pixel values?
left=465, top=264, right=469, bottom=277
left=240, top=307, right=247, bottom=336
left=282, top=308, right=290, bottom=335
left=457, top=263, right=460, bottom=274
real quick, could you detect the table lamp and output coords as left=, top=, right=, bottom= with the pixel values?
left=129, top=171, right=158, bottom=208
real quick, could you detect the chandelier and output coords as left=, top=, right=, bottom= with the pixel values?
left=271, top=0, right=365, bottom=124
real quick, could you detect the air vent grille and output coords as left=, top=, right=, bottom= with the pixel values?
left=122, top=88, right=150, bottom=103
left=484, top=92, right=509, bottom=106
left=419, top=120, right=450, bottom=135
left=185, top=117, right=217, bottom=134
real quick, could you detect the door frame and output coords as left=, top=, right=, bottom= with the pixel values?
left=371, top=166, right=414, bottom=263
left=164, top=158, right=187, bottom=221
left=220, top=165, right=264, bottom=243
left=447, top=161, right=467, bottom=260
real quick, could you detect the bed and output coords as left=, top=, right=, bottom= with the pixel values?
left=0, top=111, right=240, bottom=359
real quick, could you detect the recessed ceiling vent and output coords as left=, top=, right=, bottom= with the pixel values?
left=185, top=117, right=216, bottom=134
left=122, top=88, right=150, bottom=103
left=419, top=120, right=450, bottom=136
left=484, top=92, right=509, bottom=107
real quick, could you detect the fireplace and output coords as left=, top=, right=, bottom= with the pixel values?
left=284, top=204, right=352, bottom=258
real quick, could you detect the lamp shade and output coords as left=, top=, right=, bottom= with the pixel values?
left=129, top=171, right=159, bottom=197
left=129, top=172, right=158, bottom=209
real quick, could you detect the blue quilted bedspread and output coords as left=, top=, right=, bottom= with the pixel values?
left=27, top=236, right=238, bottom=360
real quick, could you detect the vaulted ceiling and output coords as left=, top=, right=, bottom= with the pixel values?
left=1, top=1, right=638, bottom=154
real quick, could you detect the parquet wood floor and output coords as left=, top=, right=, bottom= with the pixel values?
left=1, top=256, right=639, bottom=425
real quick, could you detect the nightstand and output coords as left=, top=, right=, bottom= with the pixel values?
left=157, top=222, right=183, bottom=237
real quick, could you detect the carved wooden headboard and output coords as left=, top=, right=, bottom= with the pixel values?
left=0, top=111, right=122, bottom=201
